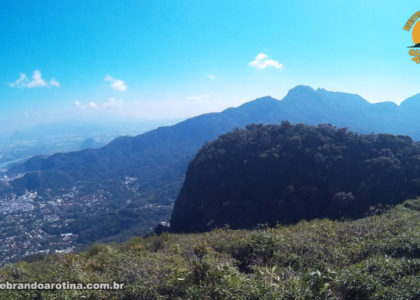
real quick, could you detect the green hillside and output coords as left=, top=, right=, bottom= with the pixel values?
left=1, top=198, right=419, bottom=299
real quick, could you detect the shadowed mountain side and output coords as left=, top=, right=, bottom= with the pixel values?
left=170, top=123, right=420, bottom=233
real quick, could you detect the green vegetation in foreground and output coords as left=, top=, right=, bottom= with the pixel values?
left=1, top=199, right=420, bottom=299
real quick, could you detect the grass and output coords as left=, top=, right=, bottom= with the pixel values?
left=0, top=198, right=420, bottom=299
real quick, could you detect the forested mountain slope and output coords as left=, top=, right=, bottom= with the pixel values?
left=171, top=123, right=420, bottom=232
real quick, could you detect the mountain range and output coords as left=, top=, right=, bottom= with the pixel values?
left=7, top=85, right=420, bottom=189
left=1, top=85, right=420, bottom=264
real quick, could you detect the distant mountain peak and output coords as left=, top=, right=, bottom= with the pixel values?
left=233, top=96, right=280, bottom=113
left=281, top=85, right=321, bottom=105
left=281, top=85, right=370, bottom=110
left=286, top=85, right=316, bottom=96
left=249, top=96, right=279, bottom=103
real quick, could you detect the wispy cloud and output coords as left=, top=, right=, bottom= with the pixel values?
left=249, top=53, right=283, bottom=70
left=75, top=98, right=124, bottom=110
left=104, top=75, right=127, bottom=91
left=9, top=70, right=60, bottom=88
left=208, top=74, right=216, bottom=80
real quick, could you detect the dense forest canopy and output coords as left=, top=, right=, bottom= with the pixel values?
left=171, top=122, right=420, bottom=232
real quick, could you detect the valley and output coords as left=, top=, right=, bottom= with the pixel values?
left=0, top=178, right=172, bottom=266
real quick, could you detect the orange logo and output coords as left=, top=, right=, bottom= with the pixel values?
left=404, top=11, right=420, bottom=63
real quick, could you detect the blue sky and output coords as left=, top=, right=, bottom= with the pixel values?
left=1, top=0, right=419, bottom=131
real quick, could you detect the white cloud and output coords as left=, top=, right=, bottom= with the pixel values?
left=49, top=78, right=60, bottom=87
left=249, top=53, right=283, bottom=70
left=208, top=74, right=216, bottom=80
left=104, top=75, right=127, bottom=91
left=9, top=70, right=60, bottom=88
left=26, top=70, right=46, bottom=88
left=75, top=98, right=124, bottom=110
left=187, top=94, right=210, bottom=101
left=10, top=73, right=28, bottom=87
